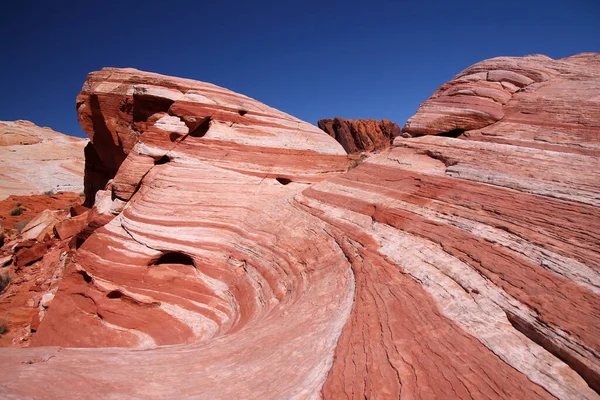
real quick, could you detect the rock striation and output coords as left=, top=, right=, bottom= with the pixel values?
left=0, top=121, right=87, bottom=199
left=0, top=54, right=599, bottom=399
left=318, top=117, right=401, bottom=153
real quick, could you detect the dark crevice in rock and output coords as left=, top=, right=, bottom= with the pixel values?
left=505, top=311, right=600, bottom=394
left=84, top=96, right=127, bottom=206
left=74, top=236, right=86, bottom=249
left=238, top=109, right=248, bottom=116
left=151, top=252, right=195, bottom=267
left=132, top=94, right=174, bottom=123
left=106, top=290, right=122, bottom=299
left=276, top=177, right=292, bottom=185
left=437, top=129, right=465, bottom=138
left=154, top=155, right=170, bottom=165
left=188, top=117, right=211, bottom=138
left=78, top=270, right=93, bottom=284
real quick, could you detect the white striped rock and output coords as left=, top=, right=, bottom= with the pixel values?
left=0, top=54, right=599, bottom=399
left=0, top=120, right=86, bottom=199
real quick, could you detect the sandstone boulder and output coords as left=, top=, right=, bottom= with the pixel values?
left=53, top=212, right=89, bottom=240
left=14, top=242, right=48, bottom=268
left=20, top=210, right=66, bottom=242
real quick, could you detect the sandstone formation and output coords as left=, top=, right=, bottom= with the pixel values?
left=318, top=117, right=401, bottom=153
left=0, top=193, right=86, bottom=347
left=0, top=121, right=87, bottom=199
left=0, top=54, right=599, bottom=399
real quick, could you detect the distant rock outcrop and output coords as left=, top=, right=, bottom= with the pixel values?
left=0, top=121, right=87, bottom=200
left=0, top=54, right=599, bottom=399
left=318, top=117, right=400, bottom=153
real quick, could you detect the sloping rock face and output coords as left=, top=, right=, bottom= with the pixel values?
left=318, top=117, right=400, bottom=153
left=403, top=53, right=600, bottom=152
left=0, top=121, right=87, bottom=199
left=0, top=55, right=599, bottom=399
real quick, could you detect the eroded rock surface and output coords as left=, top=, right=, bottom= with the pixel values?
left=0, top=55, right=599, bottom=399
left=318, top=117, right=400, bottom=153
left=0, top=121, right=87, bottom=199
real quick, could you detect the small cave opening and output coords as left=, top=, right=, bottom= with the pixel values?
left=437, top=129, right=465, bottom=138
left=151, top=252, right=196, bottom=267
left=238, top=109, right=248, bottom=116
left=189, top=117, right=211, bottom=138
left=276, top=177, right=292, bottom=185
left=78, top=270, right=93, bottom=284
left=132, top=94, right=174, bottom=123
left=154, top=155, right=171, bottom=165
left=106, top=290, right=123, bottom=299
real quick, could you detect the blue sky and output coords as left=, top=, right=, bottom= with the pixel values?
left=1, top=0, right=598, bottom=138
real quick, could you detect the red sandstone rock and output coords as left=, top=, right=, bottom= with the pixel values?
left=69, top=204, right=89, bottom=217
left=318, top=117, right=400, bottom=153
left=14, top=242, right=48, bottom=267
left=1, top=55, right=599, bottom=399
left=19, top=210, right=67, bottom=242
left=0, top=192, right=84, bottom=233
left=53, top=212, right=89, bottom=240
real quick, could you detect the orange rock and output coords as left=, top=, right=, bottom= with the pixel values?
left=14, top=242, right=48, bottom=268
left=53, top=212, right=89, bottom=240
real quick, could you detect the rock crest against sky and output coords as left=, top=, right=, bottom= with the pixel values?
left=1, top=53, right=599, bottom=398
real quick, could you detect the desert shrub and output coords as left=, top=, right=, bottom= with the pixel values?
left=44, top=189, right=55, bottom=196
left=0, top=274, right=10, bottom=293
left=14, top=218, right=31, bottom=232
left=9, top=207, right=22, bottom=216
left=0, top=320, right=7, bottom=335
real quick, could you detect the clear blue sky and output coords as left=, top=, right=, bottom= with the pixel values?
left=1, top=0, right=599, bottom=138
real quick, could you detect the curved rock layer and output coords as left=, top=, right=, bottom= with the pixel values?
left=1, top=54, right=599, bottom=399
left=403, top=53, right=600, bottom=154
left=0, top=121, right=87, bottom=199
left=318, top=117, right=400, bottom=153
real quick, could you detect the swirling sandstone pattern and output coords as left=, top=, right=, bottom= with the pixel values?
left=0, top=53, right=599, bottom=399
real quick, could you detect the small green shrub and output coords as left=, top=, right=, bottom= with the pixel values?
left=0, top=320, right=8, bottom=335
left=44, top=189, right=55, bottom=196
left=0, top=274, right=10, bottom=293
left=9, top=207, right=22, bottom=216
